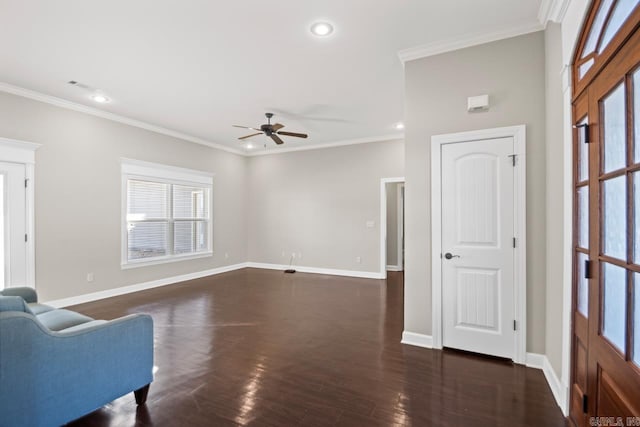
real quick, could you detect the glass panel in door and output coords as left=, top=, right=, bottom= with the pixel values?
left=602, top=176, right=627, bottom=259
left=603, top=84, right=627, bottom=173
left=577, top=252, right=589, bottom=317
left=602, top=262, right=627, bottom=353
left=578, top=186, right=589, bottom=249
left=634, top=273, right=640, bottom=366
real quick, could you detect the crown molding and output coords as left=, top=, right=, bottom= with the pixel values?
left=244, top=133, right=404, bottom=157
left=398, top=21, right=544, bottom=64
left=0, top=82, right=404, bottom=157
left=539, top=0, right=571, bottom=26
left=0, top=82, right=245, bottom=156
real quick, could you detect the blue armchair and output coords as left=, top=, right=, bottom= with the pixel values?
left=0, top=287, right=154, bottom=427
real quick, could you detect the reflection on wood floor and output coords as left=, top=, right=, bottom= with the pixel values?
left=66, top=269, right=565, bottom=426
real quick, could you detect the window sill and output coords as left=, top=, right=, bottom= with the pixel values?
left=121, top=251, right=213, bottom=270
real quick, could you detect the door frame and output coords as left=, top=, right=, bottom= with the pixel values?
left=397, top=183, right=405, bottom=271
left=0, top=137, right=40, bottom=289
left=430, top=125, right=527, bottom=364
left=380, top=177, right=405, bottom=279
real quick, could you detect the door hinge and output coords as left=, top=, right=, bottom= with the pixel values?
left=574, top=123, right=590, bottom=144
left=508, top=154, right=517, bottom=166
left=24, top=234, right=27, bottom=243
left=584, top=260, right=592, bottom=279
left=582, top=394, right=588, bottom=413
left=513, top=237, right=516, bottom=248
left=513, top=320, right=517, bottom=331
left=24, top=178, right=28, bottom=188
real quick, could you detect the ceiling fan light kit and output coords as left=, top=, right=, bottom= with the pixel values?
left=233, top=113, right=308, bottom=145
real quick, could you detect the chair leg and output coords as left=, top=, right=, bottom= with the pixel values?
left=134, top=384, right=150, bottom=405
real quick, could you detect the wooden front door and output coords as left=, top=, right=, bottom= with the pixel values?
left=571, top=1, right=640, bottom=425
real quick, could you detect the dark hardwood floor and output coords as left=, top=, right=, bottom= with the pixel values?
left=66, top=268, right=566, bottom=426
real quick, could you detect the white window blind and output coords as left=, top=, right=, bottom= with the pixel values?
left=121, top=159, right=213, bottom=268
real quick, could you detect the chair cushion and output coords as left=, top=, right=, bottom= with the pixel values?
left=37, top=309, right=94, bottom=331
left=28, top=303, right=55, bottom=315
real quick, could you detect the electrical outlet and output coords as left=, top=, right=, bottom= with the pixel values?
left=87, top=273, right=94, bottom=282
left=224, top=252, right=229, bottom=259
left=356, top=256, right=362, bottom=264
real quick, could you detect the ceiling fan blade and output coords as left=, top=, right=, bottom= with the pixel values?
left=277, top=131, right=308, bottom=139
left=233, top=125, right=261, bottom=131
left=270, top=134, right=285, bottom=145
left=238, top=132, right=263, bottom=140
left=272, top=123, right=284, bottom=131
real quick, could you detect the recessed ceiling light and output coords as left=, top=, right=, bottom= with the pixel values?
left=246, top=143, right=254, bottom=150
left=310, top=22, right=334, bottom=37
left=395, top=122, right=405, bottom=130
left=92, top=94, right=109, bottom=103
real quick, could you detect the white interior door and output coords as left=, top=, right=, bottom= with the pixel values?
left=441, top=137, right=515, bottom=359
left=0, top=161, right=27, bottom=290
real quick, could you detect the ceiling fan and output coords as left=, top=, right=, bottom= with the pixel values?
left=233, top=113, right=308, bottom=145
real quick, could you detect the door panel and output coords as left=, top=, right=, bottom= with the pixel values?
left=441, top=137, right=515, bottom=359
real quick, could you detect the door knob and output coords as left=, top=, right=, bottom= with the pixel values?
left=444, top=253, right=460, bottom=259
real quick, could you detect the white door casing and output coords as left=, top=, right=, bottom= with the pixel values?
left=0, top=137, right=40, bottom=290
left=398, top=184, right=404, bottom=271
left=0, top=162, right=27, bottom=288
left=431, top=125, right=526, bottom=364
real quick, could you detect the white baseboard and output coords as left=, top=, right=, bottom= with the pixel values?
left=526, top=352, right=569, bottom=416
left=45, top=263, right=249, bottom=308
left=525, top=352, right=546, bottom=369
left=246, top=262, right=385, bottom=279
left=386, top=265, right=403, bottom=272
left=401, top=331, right=434, bottom=348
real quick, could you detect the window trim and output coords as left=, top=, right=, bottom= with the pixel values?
left=120, top=158, right=214, bottom=269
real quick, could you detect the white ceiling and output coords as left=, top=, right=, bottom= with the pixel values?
left=0, top=0, right=543, bottom=152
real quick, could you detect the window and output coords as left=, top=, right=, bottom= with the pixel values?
left=574, top=0, right=640, bottom=93
left=121, top=159, right=213, bottom=268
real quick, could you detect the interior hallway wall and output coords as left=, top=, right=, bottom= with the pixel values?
left=247, top=140, right=404, bottom=274
left=404, top=31, right=547, bottom=353
left=544, top=21, right=565, bottom=380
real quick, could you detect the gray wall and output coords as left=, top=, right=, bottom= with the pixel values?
left=404, top=31, right=547, bottom=353
left=247, top=141, right=404, bottom=273
left=0, top=92, right=248, bottom=302
left=386, top=183, right=399, bottom=267
left=544, top=22, right=565, bottom=377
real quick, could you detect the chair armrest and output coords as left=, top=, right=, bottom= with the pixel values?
left=0, top=287, right=37, bottom=303
left=0, top=296, right=30, bottom=312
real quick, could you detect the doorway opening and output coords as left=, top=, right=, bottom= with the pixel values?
left=380, top=177, right=405, bottom=279
left=386, top=182, right=404, bottom=272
